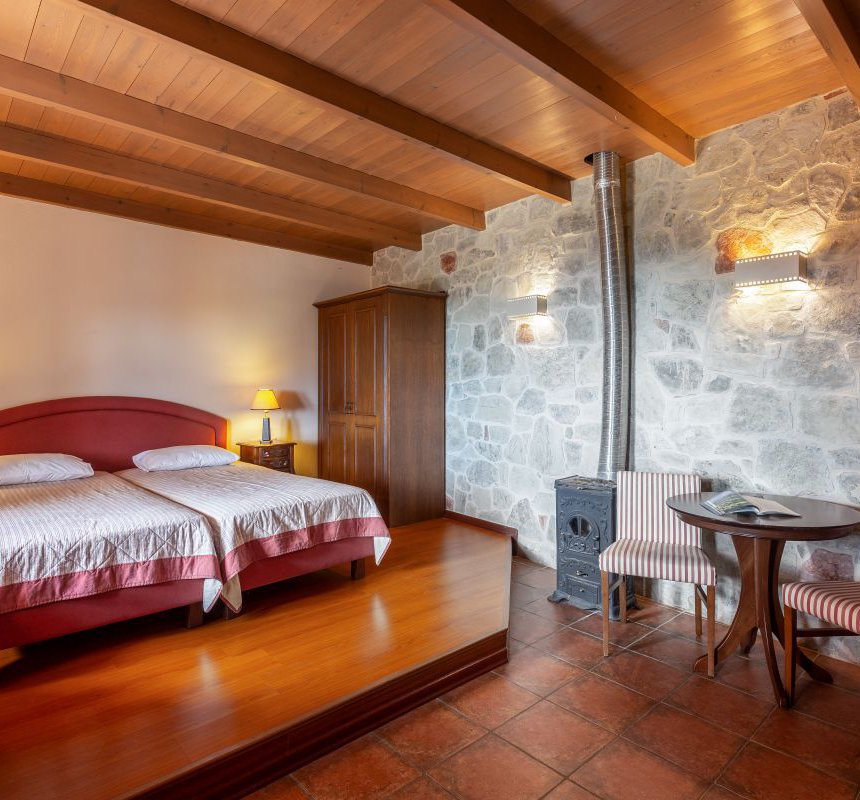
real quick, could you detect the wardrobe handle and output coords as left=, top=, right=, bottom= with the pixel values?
left=345, top=401, right=354, bottom=414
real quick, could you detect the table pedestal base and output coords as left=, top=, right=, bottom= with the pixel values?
left=693, top=535, right=832, bottom=707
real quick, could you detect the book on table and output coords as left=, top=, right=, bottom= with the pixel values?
left=702, top=490, right=801, bottom=517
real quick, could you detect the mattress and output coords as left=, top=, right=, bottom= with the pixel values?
left=0, top=472, right=221, bottom=614
left=118, top=462, right=390, bottom=610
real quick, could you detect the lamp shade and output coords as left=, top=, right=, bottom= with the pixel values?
left=250, top=389, right=279, bottom=411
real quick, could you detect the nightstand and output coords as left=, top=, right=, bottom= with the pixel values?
left=238, top=441, right=296, bottom=474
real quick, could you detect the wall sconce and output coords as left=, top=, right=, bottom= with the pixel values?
left=507, top=295, right=548, bottom=318
left=734, top=251, right=808, bottom=289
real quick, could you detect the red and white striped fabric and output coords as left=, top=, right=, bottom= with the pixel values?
left=599, top=470, right=716, bottom=586
left=783, top=581, right=860, bottom=635
left=599, top=539, right=716, bottom=584
left=615, top=471, right=703, bottom=545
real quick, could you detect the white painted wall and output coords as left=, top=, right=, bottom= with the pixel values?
left=0, top=195, right=371, bottom=475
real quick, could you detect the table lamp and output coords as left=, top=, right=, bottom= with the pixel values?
left=250, top=389, right=279, bottom=444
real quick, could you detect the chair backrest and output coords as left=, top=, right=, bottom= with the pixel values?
left=616, top=471, right=703, bottom=546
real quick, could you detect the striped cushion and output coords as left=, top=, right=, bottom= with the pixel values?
left=617, top=471, right=703, bottom=546
left=783, top=581, right=860, bottom=635
left=599, top=539, right=716, bottom=585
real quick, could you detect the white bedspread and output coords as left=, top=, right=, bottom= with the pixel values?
left=0, top=472, right=221, bottom=614
left=118, top=462, right=390, bottom=610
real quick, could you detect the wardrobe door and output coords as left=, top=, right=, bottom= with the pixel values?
left=319, top=305, right=350, bottom=484
left=348, top=298, right=385, bottom=506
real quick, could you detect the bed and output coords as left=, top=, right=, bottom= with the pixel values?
left=118, top=461, right=390, bottom=612
left=0, top=472, right=221, bottom=648
left=0, top=396, right=228, bottom=648
left=0, top=396, right=390, bottom=647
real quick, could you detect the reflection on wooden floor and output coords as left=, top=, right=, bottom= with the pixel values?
left=0, top=519, right=511, bottom=800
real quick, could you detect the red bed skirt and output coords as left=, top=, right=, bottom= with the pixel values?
left=0, top=579, right=206, bottom=649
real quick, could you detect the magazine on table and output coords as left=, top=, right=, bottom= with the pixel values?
left=701, top=490, right=801, bottom=517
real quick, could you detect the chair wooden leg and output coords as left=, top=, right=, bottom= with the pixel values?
left=601, top=570, right=611, bottom=657
left=350, top=558, right=366, bottom=581
left=706, top=585, right=716, bottom=678
left=619, top=577, right=628, bottom=624
left=785, top=604, right=797, bottom=706
left=694, top=587, right=703, bottom=638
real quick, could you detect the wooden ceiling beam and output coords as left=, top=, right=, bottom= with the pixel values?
left=0, top=126, right=420, bottom=250
left=70, top=0, right=572, bottom=203
left=0, top=172, right=373, bottom=264
left=794, top=0, right=860, bottom=102
left=0, top=54, right=484, bottom=231
left=423, top=0, right=695, bottom=165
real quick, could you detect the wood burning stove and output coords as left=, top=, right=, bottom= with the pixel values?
left=550, top=475, right=633, bottom=619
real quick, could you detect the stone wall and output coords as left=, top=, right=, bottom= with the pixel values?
left=372, top=90, right=860, bottom=662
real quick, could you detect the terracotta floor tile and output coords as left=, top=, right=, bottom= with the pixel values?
left=792, top=682, right=860, bottom=736
left=244, top=776, right=309, bottom=799
left=521, top=597, right=592, bottom=624
left=812, top=653, right=860, bottom=695
left=442, top=672, right=539, bottom=729
left=515, top=568, right=558, bottom=591
left=627, top=600, right=681, bottom=628
left=497, top=700, right=614, bottom=775
left=666, top=675, right=773, bottom=737
left=700, top=788, right=746, bottom=800
left=378, top=699, right=484, bottom=770
left=512, top=563, right=545, bottom=583
left=754, top=708, right=860, bottom=784
left=571, top=614, right=652, bottom=647
left=715, top=654, right=779, bottom=702
left=509, top=608, right=566, bottom=644
left=628, top=630, right=708, bottom=672
left=625, top=704, right=744, bottom=781
left=386, top=777, right=453, bottom=800
left=719, top=742, right=856, bottom=800
left=293, top=736, right=418, bottom=800
left=657, top=611, right=730, bottom=643
left=572, top=738, right=708, bottom=800
left=533, top=628, right=609, bottom=669
left=542, top=781, right=601, bottom=799
left=496, top=646, right=584, bottom=696
left=593, top=650, right=688, bottom=700
left=428, top=734, right=562, bottom=800
left=511, top=582, right=548, bottom=609
left=548, top=673, right=654, bottom=733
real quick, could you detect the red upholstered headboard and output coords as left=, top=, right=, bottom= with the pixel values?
left=0, top=397, right=228, bottom=472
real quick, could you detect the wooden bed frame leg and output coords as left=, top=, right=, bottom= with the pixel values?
left=351, top=558, right=366, bottom=581
left=223, top=605, right=241, bottom=620
left=185, top=602, right=204, bottom=629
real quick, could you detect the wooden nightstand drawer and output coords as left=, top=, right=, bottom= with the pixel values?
left=238, top=441, right=296, bottom=474
left=261, top=457, right=291, bottom=470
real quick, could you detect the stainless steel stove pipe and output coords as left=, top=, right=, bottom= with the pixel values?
left=590, top=151, right=630, bottom=480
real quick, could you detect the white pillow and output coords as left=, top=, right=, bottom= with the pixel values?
left=0, top=453, right=95, bottom=486
left=132, top=445, right=239, bottom=472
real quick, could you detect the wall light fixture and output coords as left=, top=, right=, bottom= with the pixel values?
left=733, top=251, right=808, bottom=289
left=507, top=294, right=548, bottom=318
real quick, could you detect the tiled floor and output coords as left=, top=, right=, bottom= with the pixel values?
left=246, top=558, right=860, bottom=800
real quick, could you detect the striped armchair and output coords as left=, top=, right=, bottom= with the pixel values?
left=599, top=471, right=718, bottom=676
left=783, top=581, right=860, bottom=705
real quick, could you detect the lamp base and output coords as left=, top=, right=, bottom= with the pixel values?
left=261, top=416, right=272, bottom=444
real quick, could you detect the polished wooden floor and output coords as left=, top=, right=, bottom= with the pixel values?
left=0, top=519, right=511, bottom=800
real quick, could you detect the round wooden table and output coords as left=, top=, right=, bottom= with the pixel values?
left=666, top=492, right=860, bottom=707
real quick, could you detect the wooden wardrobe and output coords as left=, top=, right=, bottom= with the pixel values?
left=315, top=286, right=447, bottom=527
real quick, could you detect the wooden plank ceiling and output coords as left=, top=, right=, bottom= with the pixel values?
left=0, top=0, right=848, bottom=264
